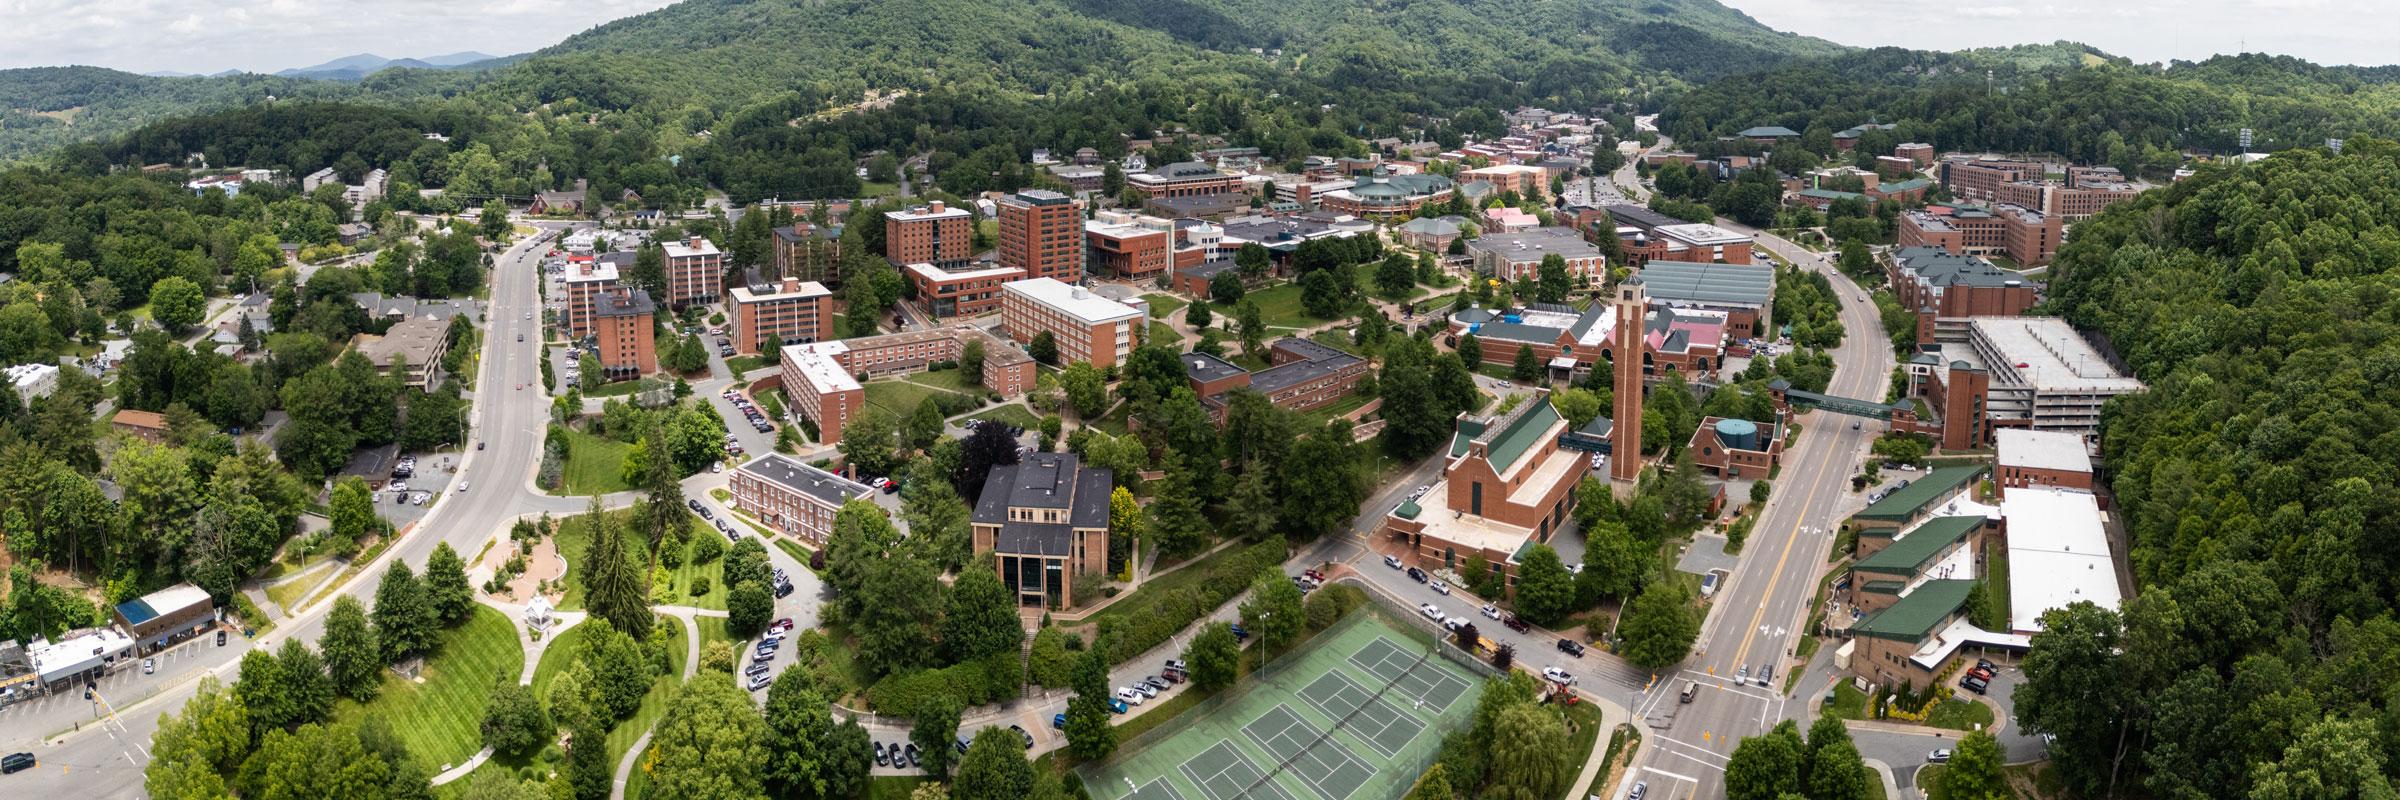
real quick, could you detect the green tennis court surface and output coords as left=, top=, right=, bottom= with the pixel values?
left=1080, top=612, right=1490, bottom=800
left=1346, top=636, right=1473, bottom=713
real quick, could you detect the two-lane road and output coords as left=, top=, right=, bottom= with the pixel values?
left=1618, top=219, right=1896, bottom=800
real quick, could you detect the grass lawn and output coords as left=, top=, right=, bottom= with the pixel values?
left=1354, top=269, right=1428, bottom=304
left=554, top=509, right=721, bottom=610
left=1917, top=764, right=1946, bottom=798
left=862, top=378, right=968, bottom=416
left=725, top=355, right=769, bottom=376
left=332, top=605, right=521, bottom=772
left=869, top=776, right=932, bottom=799
left=661, top=528, right=730, bottom=611
left=557, top=428, right=634, bottom=495
left=905, top=368, right=975, bottom=392
left=1142, top=293, right=1188, bottom=319
left=1821, top=682, right=1871, bottom=720
left=966, top=404, right=1042, bottom=431
left=1147, top=321, right=1180, bottom=347
left=694, top=616, right=733, bottom=653
left=1925, top=697, right=1996, bottom=731
left=1551, top=699, right=1608, bottom=800
left=862, top=181, right=901, bottom=199
left=772, top=538, right=817, bottom=572
left=1085, top=403, right=1132, bottom=436
left=1212, top=282, right=1321, bottom=330
left=603, top=617, right=688, bottom=772
left=1294, top=391, right=1376, bottom=429
left=264, top=564, right=336, bottom=615
left=1306, top=329, right=1366, bottom=356
left=581, top=378, right=654, bottom=398
left=529, top=623, right=590, bottom=693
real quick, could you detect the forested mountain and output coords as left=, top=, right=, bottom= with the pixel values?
left=2015, top=140, right=2400, bottom=800
left=1661, top=48, right=2400, bottom=176
left=2, top=0, right=1839, bottom=163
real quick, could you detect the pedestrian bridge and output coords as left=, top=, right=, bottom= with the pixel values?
left=1773, top=381, right=1912, bottom=421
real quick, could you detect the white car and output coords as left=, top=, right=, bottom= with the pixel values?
left=1480, top=604, right=1501, bottom=620
left=1419, top=603, right=1444, bottom=620
left=1430, top=581, right=1451, bottom=596
left=1116, top=688, right=1146, bottom=706
left=1384, top=555, right=1403, bottom=569
left=1131, top=682, right=1159, bottom=699
left=389, top=481, right=410, bottom=493
left=456, top=481, right=469, bottom=493
left=1541, top=666, right=1576, bottom=685
left=1442, top=616, right=1466, bottom=632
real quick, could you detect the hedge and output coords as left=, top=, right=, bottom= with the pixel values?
left=865, top=652, right=1022, bottom=718
left=1098, top=538, right=1288, bottom=665
left=1028, top=627, right=1083, bottom=688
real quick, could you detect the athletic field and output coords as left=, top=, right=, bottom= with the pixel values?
left=1080, top=611, right=1487, bottom=800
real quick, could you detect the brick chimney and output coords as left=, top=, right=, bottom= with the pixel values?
left=928, top=200, right=946, bottom=214
left=779, top=278, right=800, bottom=294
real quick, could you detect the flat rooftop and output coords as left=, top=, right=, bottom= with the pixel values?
left=1002, top=277, right=1143, bottom=324
left=1636, top=260, right=1773, bottom=307
left=1653, top=222, right=1750, bottom=246
left=662, top=238, right=719, bottom=258
left=887, top=203, right=969, bottom=221
left=908, top=262, right=1027, bottom=282
left=2001, top=487, right=2120, bottom=632
left=1995, top=429, right=2092, bottom=474
left=1969, top=317, right=2144, bottom=392
left=780, top=341, right=861, bottom=394
left=728, top=281, right=833, bottom=304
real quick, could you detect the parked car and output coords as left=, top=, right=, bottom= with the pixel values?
left=1501, top=613, right=1530, bottom=634
left=1384, top=555, right=1403, bottom=569
left=1700, top=572, right=1721, bottom=598
left=1109, top=698, right=1129, bottom=714
left=1229, top=624, right=1247, bottom=640
left=216, top=630, right=227, bottom=646
left=1117, top=688, right=1146, bottom=706
left=744, top=663, right=769, bottom=678
left=747, top=673, right=771, bottom=691
left=1052, top=713, right=1067, bottom=730
left=2, top=752, right=34, bottom=775
left=1626, top=780, right=1647, bottom=800
left=874, top=743, right=890, bottom=767
left=1555, top=639, right=1586, bottom=657
left=1009, top=725, right=1033, bottom=749
left=1480, top=604, right=1501, bottom=620
left=1406, top=567, right=1427, bottom=583
left=1130, top=682, right=1159, bottom=699
left=1164, top=659, right=1186, bottom=672
left=954, top=737, right=972, bottom=755
left=903, top=743, right=920, bottom=766
left=1419, top=603, right=1444, bottom=620
left=1442, top=616, right=1466, bottom=632
left=1429, top=581, right=1451, bottom=596
left=1143, top=676, right=1170, bottom=692
left=143, top=658, right=155, bottom=674
left=1962, top=675, right=1990, bottom=695
left=1541, top=666, right=1576, bottom=685
left=687, top=499, right=704, bottom=512
left=1927, top=749, right=1953, bottom=763
left=1679, top=681, right=1698, bottom=704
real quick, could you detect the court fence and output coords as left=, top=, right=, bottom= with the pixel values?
left=1080, top=594, right=1499, bottom=800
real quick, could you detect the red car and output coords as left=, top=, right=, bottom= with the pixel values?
left=1303, top=569, right=1325, bottom=583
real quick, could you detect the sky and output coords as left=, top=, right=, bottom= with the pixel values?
left=1, top=0, right=2393, bottom=74
left=1725, top=0, right=2400, bottom=66
left=0, top=0, right=680, bottom=74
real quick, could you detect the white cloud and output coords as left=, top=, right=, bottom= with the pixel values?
left=0, top=0, right=677, bottom=74
left=1726, top=0, right=2400, bottom=66
left=1955, top=6, right=2025, bottom=18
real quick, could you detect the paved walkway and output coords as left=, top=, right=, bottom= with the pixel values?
left=608, top=612, right=699, bottom=800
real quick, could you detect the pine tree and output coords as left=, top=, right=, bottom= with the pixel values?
left=583, top=504, right=653, bottom=640
left=372, top=561, right=435, bottom=661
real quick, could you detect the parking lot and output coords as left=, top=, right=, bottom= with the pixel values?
left=0, top=628, right=246, bottom=750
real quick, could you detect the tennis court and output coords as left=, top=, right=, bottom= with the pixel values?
left=1080, top=612, right=1491, bottom=800
left=1296, top=672, right=1426, bottom=758
left=1346, top=636, right=1475, bottom=713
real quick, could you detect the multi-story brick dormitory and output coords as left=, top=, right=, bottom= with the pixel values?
left=1895, top=204, right=2063, bottom=266
left=1178, top=338, right=1369, bottom=421
left=1885, top=247, right=2040, bottom=344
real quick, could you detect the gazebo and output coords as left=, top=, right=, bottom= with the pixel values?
left=524, top=595, right=555, bottom=634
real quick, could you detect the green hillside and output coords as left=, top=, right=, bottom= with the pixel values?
left=4, top=0, right=1841, bottom=162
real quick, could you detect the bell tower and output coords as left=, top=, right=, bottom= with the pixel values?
left=1612, top=277, right=1646, bottom=483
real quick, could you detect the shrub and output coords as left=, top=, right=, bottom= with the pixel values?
left=865, top=653, right=1019, bottom=717
left=1028, top=627, right=1080, bottom=688
left=1101, top=538, right=1288, bottom=664
left=690, top=575, right=712, bottom=596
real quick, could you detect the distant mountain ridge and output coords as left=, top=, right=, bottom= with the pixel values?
left=274, top=51, right=504, bottom=81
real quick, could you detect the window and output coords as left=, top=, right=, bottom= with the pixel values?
left=1470, top=481, right=1483, bottom=516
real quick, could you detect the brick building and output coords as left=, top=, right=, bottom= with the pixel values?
left=1083, top=211, right=1173, bottom=281
left=997, top=190, right=1085, bottom=281
left=885, top=201, right=974, bottom=268
left=1180, top=338, right=1368, bottom=420
left=1126, top=162, right=1245, bottom=200
left=1316, top=174, right=1456, bottom=218
left=1686, top=415, right=1784, bottom=480
left=590, top=288, right=658, bottom=381
left=999, top=278, right=1143, bottom=368
left=561, top=257, right=624, bottom=340
left=1463, top=228, right=1606, bottom=283
left=1169, top=258, right=1240, bottom=298
left=1378, top=392, right=1586, bottom=595
left=726, top=278, right=834, bottom=355
left=771, top=223, right=843, bottom=285
left=730, top=454, right=875, bottom=545
left=1895, top=204, right=2063, bottom=266
left=907, top=263, right=1028, bottom=319
left=972, top=453, right=1113, bottom=608
left=1913, top=317, right=2143, bottom=450
left=662, top=237, right=723, bottom=308
left=1886, top=247, right=2039, bottom=343
left=1633, top=259, right=1774, bottom=341
left=777, top=327, right=1033, bottom=442
left=1993, top=429, right=2094, bottom=491
left=1895, top=143, right=1936, bottom=166
left=1460, top=164, right=1550, bottom=200
left=1939, top=156, right=2045, bottom=202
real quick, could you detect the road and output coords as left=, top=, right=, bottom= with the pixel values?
left=1611, top=211, right=1898, bottom=800
left=13, top=221, right=628, bottom=797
